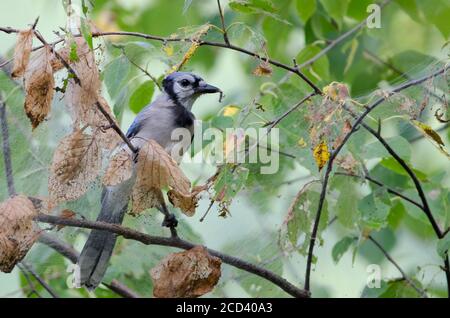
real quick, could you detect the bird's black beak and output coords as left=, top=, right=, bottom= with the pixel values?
left=196, top=82, right=222, bottom=94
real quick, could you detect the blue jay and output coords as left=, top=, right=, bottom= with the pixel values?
left=77, top=72, right=221, bottom=289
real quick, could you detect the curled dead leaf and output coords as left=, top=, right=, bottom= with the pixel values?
left=253, top=61, right=273, bottom=77
left=150, top=246, right=221, bottom=298
left=103, top=149, right=133, bottom=186
left=48, top=129, right=101, bottom=205
left=411, top=120, right=450, bottom=159
left=131, top=139, right=193, bottom=215
left=24, top=45, right=55, bottom=129
left=0, top=195, right=40, bottom=273
left=11, top=29, right=34, bottom=78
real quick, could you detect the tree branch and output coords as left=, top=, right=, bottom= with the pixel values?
left=19, top=262, right=59, bottom=298
left=303, top=65, right=448, bottom=292
left=335, top=172, right=423, bottom=210
left=368, top=236, right=427, bottom=298
left=216, top=0, right=230, bottom=45
left=35, top=213, right=310, bottom=298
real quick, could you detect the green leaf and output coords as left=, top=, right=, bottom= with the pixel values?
left=395, top=0, right=420, bottom=21
left=103, top=55, right=131, bottom=99
left=69, top=41, right=79, bottom=62
left=296, top=44, right=330, bottom=81
left=418, top=0, right=450, bottom=38
left=318, top=0, right=350, bottom=27
left=296, top=0, right=316, bottom=24
left=80, top=18, right=93, bottom=50
left=437, top=233, right=450, bottom=258
left=332, top=236, right=356, bottom=264
left=213, top=165, right=249, bottom=202
left=358, top=189, right=391, bottom=230
left=380, top=158, right=428, bottom=182
left=364, top=136, right=411, bottom=161
left=129, top=81, right=155, bottom=114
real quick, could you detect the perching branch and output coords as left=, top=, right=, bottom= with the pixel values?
left=303, top=65, right=449, bottom=292
left=35, top=213, right=310, bottom=298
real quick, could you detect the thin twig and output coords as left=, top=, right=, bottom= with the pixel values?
left=19, top=262, right=59, bottom=298
left=298, top=0, right=392, bottom=69
left=368, top=236, right=428, bottom=297
left=31, top=28, right=137, bottom=153
left=0, top=98, right=16, bottom=196
left=335, top=172, right=423, bottom=210
left=121, top=48, right=162, bottom=91
left=216, top=0, right=230, bottom=45
left=17, top=264, right=42, bottom=298
left=35, top=213, right=310, bottom=298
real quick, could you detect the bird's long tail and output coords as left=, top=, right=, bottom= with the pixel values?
left=77, top=178, right=134, bottom=290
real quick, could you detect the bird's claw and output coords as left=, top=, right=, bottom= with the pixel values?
left=162, top=214, right=178, bottom=228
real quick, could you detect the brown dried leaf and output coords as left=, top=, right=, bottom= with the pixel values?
left=48, top=129, right=101, bottom=205
left=103, top=149, right=133, bottom=186
left=253, top=62, right=272, bottom=77
left=24, top=45, right=54, bottom=129
left=167, top=190, right=198, bottom=217
left=131, top=139, right=192, bottom=215
left=65, top=37, right=101, bottom=127
left=150, top=246, right=221, bottom=298
left=11, top=29, right=34, bottom=78
left=0, top=195, right=39, bottom=273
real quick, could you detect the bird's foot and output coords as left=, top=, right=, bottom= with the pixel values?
left=162, top=213, right=178, bottom=228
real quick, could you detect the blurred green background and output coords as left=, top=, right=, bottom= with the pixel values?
left=0, top=0, right=449, bottom=298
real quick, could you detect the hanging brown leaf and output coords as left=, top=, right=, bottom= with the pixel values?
left=167, top=190, right=198, bottom=217
left=150, top=246, right=221, bottom=298
left=48, top=129, right=101, bottom=205
left=0, top=195, right=40, bottom=273
left=64, top=37, right=101, bottom=127
left=103, top=149, right=133, bottom=186
left=23, top=45, right=54, bottom=129
left=11, top=29, right=34, bottom=78
left=131, top=139, right=193, bottom=215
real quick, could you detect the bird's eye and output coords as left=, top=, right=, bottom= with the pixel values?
left=180, top=79, right=190, bottom=87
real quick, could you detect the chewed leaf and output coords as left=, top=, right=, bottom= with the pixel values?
left=0, top=195, right=39, bottom=273
left=103, top=149, right=133, bottom=186
left=150, top=246, right=221, bottom=298
left=48, top=129, right=101, bottom=205
left=411, top=120, right=450, bottom=159
left=313, top=140, right=330, bottom=171
left=64, top=37, right=101, bottom=127
left=11, top=28, right=34, bottom=78
left=131, top=139, right=193, bottom=215
left=24, top=45, right=55, bottom=129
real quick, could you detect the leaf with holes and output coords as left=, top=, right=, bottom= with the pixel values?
left=48, top=129, right=101, bottom=205
left=103, top=149, right=133, bottom=186
left=0, top=195, right=39, bottom=273
left=150, top=246, right=221, bottom=298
